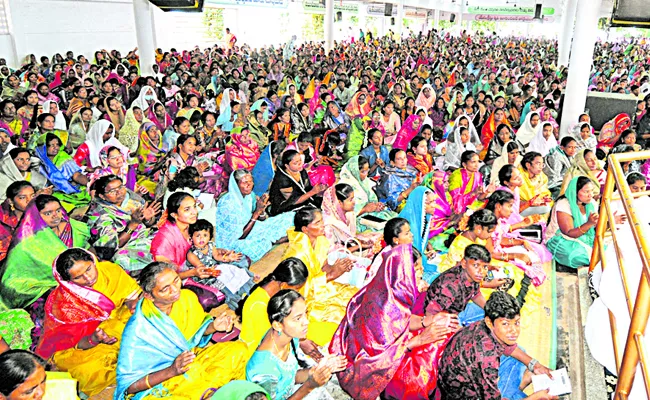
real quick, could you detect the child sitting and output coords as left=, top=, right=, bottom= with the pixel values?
left=186, top=219, right=255, bottom=310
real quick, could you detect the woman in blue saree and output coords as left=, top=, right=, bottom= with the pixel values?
left=215, top=170, right=294, bottom=263
left=35, top=133, right=91, bottom=212
left=115, top=262, right=247, bottom=400
left=251, top=140, right=285, bottom=197
left=398, top=186, right=439, bottom=281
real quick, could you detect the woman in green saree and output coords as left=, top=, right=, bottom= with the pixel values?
left=0, top=194, right=91, bottom=310
left=85, top=174, right=160, bottom=275
left=35, top=133, right=91, bottom=212
left=338, top=155, right=396, bottom=232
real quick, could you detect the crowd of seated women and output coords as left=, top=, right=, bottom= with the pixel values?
left=0, top=28, right=649, bottom=400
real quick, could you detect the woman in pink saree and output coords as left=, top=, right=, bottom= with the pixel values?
left=392, top=114, right=422, bottom=151
left=329, top=241, right=455, bottom=400
left=223, top=126, right=260, bottom=178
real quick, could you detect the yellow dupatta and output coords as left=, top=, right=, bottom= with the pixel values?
left=518, top=166, right=552, bottom=202
left=282, top=230, right=358, bottom=345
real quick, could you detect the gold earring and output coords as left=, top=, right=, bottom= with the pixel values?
left=9, top=203, right=14, bottom=212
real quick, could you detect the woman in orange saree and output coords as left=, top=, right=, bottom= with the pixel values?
left=480, top=108, right=510, bottom=159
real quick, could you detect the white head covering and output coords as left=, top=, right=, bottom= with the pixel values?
left=490, top=141, right=523, bottom=184
left=449, top=114, right=480, bottom=146
left=415, top=84, right=436, bottom=110
left=516, top=111, right=540, bottom=146
left=131, top=85, right=158, bottom=111
left=415, top=106, right=433, bottom=128
left=527, top=121, right=558, bottom=157
left=220, top=88, right=238, bottom=114
left=83, top=120, right=127, bottom=167
left=42, top=100, right=67, bottom=131
left=443, top=119, right=478, bottom=171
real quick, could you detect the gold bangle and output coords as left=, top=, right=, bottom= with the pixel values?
left=578, top=225, right=587, bottom=234
left=145, top=374, right=152, bottom=389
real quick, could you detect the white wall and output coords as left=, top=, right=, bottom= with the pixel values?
left=7, top=0, right=137, bottom=65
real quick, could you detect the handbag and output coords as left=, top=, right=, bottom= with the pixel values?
left=329, top=238, right=372, bottom=288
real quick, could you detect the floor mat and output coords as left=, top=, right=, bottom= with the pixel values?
left=515, top=260, right=557, bottom=370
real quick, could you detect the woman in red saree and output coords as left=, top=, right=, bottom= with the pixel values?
left=329, top=239, right=456, bottom=400
left=406, top=136, right=434, bottom=175
left=597, top=113, right=632, bottom=153
left=224, top=126, right=260, bottom=178
left=479, top=108, right=510, bottom=159
left=36, top=248, right=140, bottom=396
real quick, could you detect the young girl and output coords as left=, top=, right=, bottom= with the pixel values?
left=186, top=219, right=255, bottom=310
left=485, top=190, right=551, bottom=287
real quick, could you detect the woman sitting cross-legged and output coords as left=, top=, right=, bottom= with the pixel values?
left=282, top=207, right=359, bottom=346
left=329, top=242, right=457, bottom=400
left=36, top=248, right=141, bottom=397
left=115, top=262, right=247, bottom=400
left=214, top=169, right=294, bottom=263
left=247, top=290, right=347, bottom=400
left=84, top=174, right=160, bottom=275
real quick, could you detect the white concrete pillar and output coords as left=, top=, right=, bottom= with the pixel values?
left=558, top=0, right=579, bottom=67
left=457, top=4, right=464, bottom=31
left=325, top=0, right=334, bottom=51
left=132, top=0, right=157, bottom=76
left=559, top=0, right=602, bottom=138
left=396, top=0, right=404, bottom=41
left=433, top=9, right=440, bottom=30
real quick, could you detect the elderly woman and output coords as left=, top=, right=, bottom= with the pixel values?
left=268, top=149, right=326, bottom=217
left=36, top=248, right=141, bottom=397
left=115, top=262, right=247, bottom=400
left=339, top=155, right=397, bottom=232
left=376, top=148, right=419, bottom=212
left=85, top=175, right=159, bottom=274
left=73, top=120, right=128, bottom=172
left=0, top=181, right=36, bottom=263
left=35, top=133, right=91, bottom=212
left=0, top=148, right=48, bottom=202
left=214, top=170, right=294, bottom=262
left=0, top=195, right=90, bottom=310
left=282, top=208, right=358, bottom=346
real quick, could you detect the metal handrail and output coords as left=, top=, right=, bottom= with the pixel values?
left=588, top=150, right=650, bottom=399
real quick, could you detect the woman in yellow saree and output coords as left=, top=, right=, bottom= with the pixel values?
left=282, top=208, right=358, bottom=346
left=115, top=262, right=247, bottom=400
left=518, top=152, right=553, bottom=218
left=36, top=248, right=141, bottom=396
